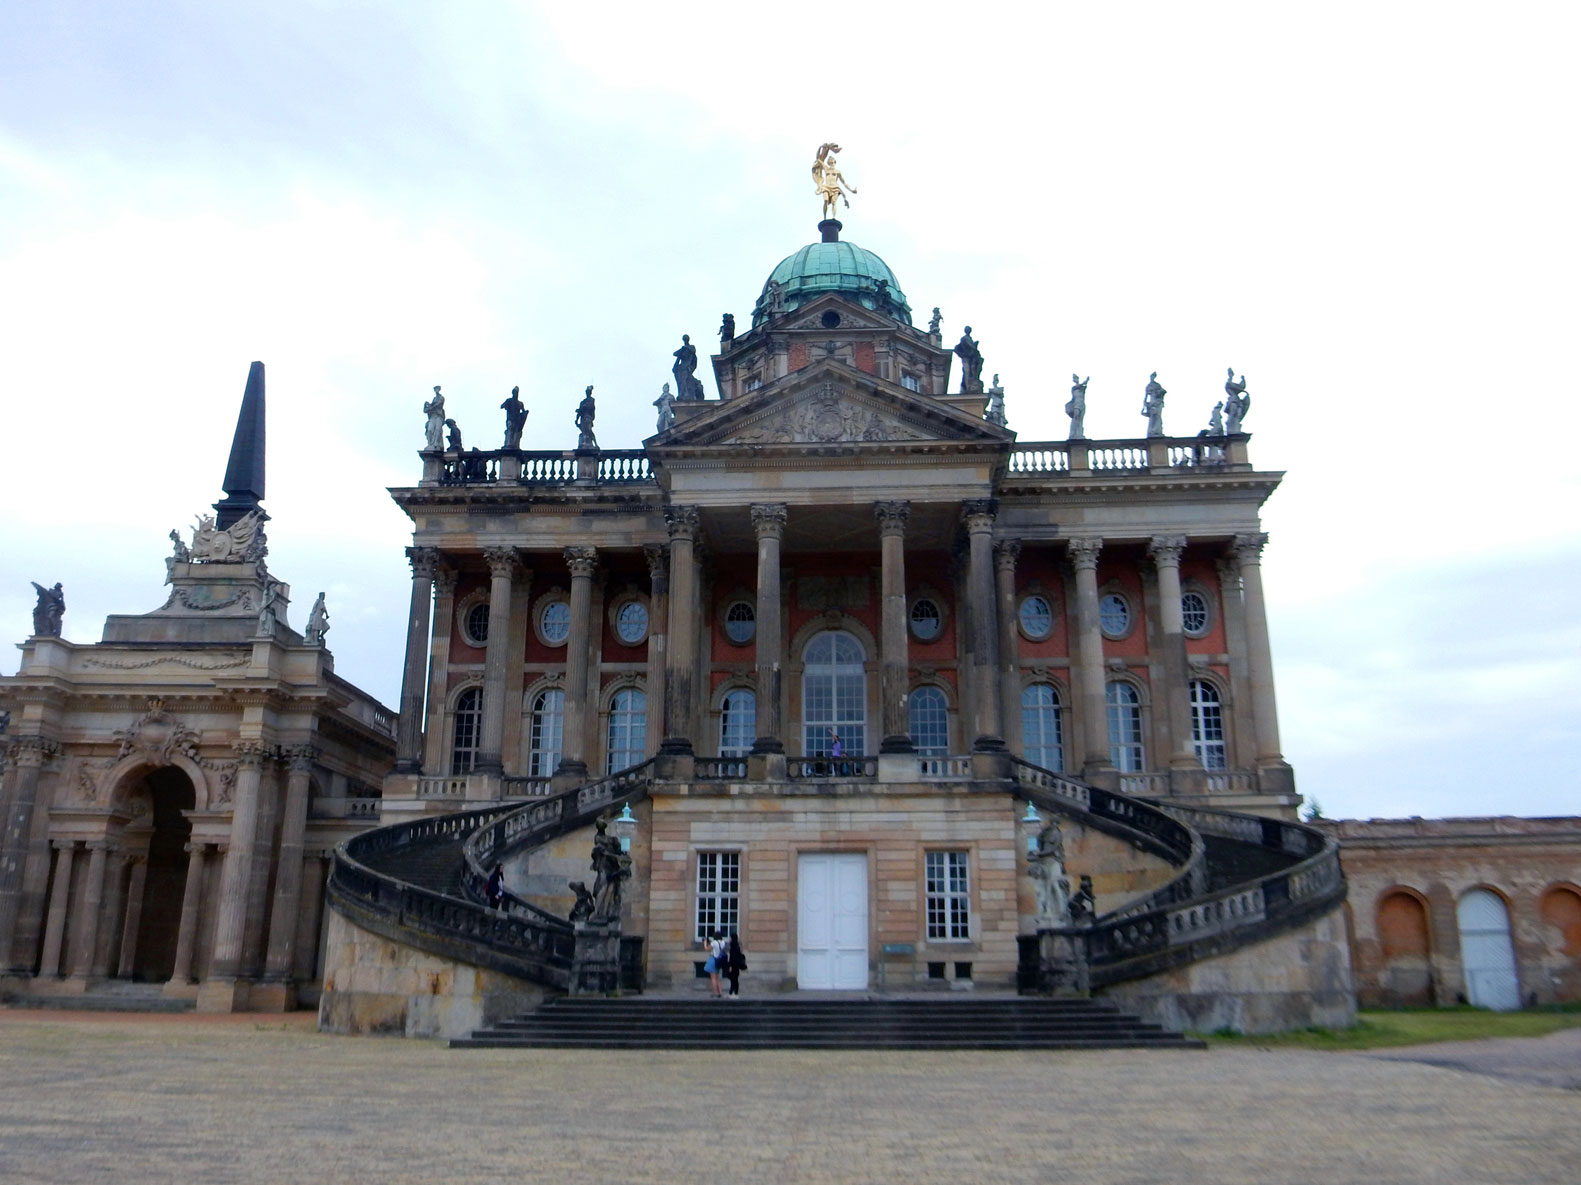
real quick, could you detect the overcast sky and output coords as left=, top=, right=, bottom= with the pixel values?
left=3, top=3, right=1577, bottom=821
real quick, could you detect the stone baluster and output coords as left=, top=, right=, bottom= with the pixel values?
left=660, top=507, right=700, bottom=755
left=168, top=844, right=209, bottom=985
left=995, top=541, right=1022, bottom=757
left=962, top=500, right=1005, bottom=751
left=203, top=741, right=269, bottom=999
left=0, top=736, right=59, bottom=970
left=67, top=841, right=109, bottom=980
left=395, top=547, right=439, bottom=772
left=116, top=854, right=149, bottom=978
left=643, top=545, right=669, bottom=757
left=261, top=745, right=316, bottom=990
left=557, top=547, right=599, bottom=777
left=751, top=504, right=789, bottom=753
left=476, top=547, right=519, bottom=775
left=36, top=840, right=75, bottom=978
left=1149, top=535, right=1202, bottom=776
left=875, top=501, right=913, bottom=752
left=1067, top=538, right=1114, bottom=783
left=1233, top=533, right=1293, bottom=792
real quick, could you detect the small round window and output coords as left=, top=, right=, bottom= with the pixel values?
left=1099, top=593, right=1131, bottom=638
left=724, top=601, right=756, bottom=645
left=820, top=310, right=841, bottom=329
left=1181, top=591, right=1210, bottom=637
left=1018, top=594, right=1053, bottom=640
left=909, top=597, right=942, bottom=641
left=463, top=602, right=490, bottom=647
left=540, top=600, right=571, bottom=645
left=614, top=600, right=648, bottom=645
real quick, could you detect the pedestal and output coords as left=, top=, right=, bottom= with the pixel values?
left=569, top=920, right=622, bottom=996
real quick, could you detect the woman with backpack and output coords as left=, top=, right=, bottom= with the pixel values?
left=723, top=932, right=747, bottom=998
left=703, top=930, right=726, bottom=998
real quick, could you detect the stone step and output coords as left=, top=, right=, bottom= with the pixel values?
left=2, top=988, right=195, bottom=1013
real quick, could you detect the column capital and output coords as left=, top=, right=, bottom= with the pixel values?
left=873, top=500, right=909, bottom=537
left=993, top=539, right=1021, bottom=572
left=6, top=735, right=60, bottom=767
left=1147, top=534, right=1188, bottom=567
left=84, top=840, right=110, bottom=854
left=1215, top=555, right=1240, bottom=585
left=1066, top=536, right=1103, bottom=571
left=406, top=546, right=441, bottom=579
left=50, top=839, right=77, bottom=852
left=1232, top=532, right=1269, bottom=565
left=960, top=498, right=997, bottom=533
left=563, top=546, right=599, bottom=579
left=751, top=503, right=789, bottom=540
left=434, top=565, right=458, bottom=598
left=233, top=740, right=273, bottom=769
left=643, top=543, right=669, bottom=588
left=284, top=744, right=319, bottom=772
left=483, top=546, right=520, bottom=578
left=664, top=505, right=700, bottom=542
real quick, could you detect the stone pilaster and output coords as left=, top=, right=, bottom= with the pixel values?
left=1233, top=533, right=1294, bottom=793
left=874, top=501, right=913, bottom=753
left=962, top=500, right=1005, bottom=751
left=0, top=736, right=58, bottom=971
left=92, top=849, right=130, bottom=979
left=421, top=565, right=457, bottom=774
left=66, top=841, right=109, bottom=981
left=1217, top=556, right=1256, bottom=770
left=660, top=507, right=700, bottom=756
left=198, top=740, right=270, bottom=1010
left=1149, top=535, right=1202, bottom=782
left=395, top=547, right=439, bottom=772
left=167, top=844, right=208, bottom=986
left=556, top=547, right=598, bottom=778
left=292, top=851, right=329, bottom=982
left=751, top=504, right=789, bottom=754
left=37, top=841, right=75, bottom=979
left=643, top=545, right=669, bottom=758
left=117, top=854, right=148, bottom=979
left=1067, top=538, right=1115, bottom=785
left=995, top=541, right=1022, bottom=757
left=475, top=547, right=519, bottom=776
left=258, top=745, right=317, bottom=1007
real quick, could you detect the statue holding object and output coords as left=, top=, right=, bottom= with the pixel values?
left=985, top=374, right=1006, bottom=427
left=500, top=386, right=528, bottom=450
left=653, top=382, right=675, bottom=433
left=305, top=591, right=330, bottom=645
left=1066, top=375, right=1088, bottom=440
left=423, top=386, right=446, bottom=451
left=954, top=327, right=984, bottom=393
left=575, top=386, right=598, bottom=450
left=672, top=335, right=705, bottom=402
left=587, top=813, right=633, bottom=921
left=1224, top=369, right=1250, bottom=433
left=30, top=582, right=65, bottom=637
left=1141, top=372, right=1167, bottom=437
left=1027, top=818, right=1074, bottom=926
left=812, top=142, right=857, bottom=221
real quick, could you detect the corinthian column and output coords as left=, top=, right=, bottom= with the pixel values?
left=962, top=500, right=1004, bottom=751
left=1149, top=535, right=1200, bottom=772
left=995, top=541, right=1022, bottom=756
left=0, top=736, right=58, bottom=970
left=66, top=841, right=109, bottom=980
left=395, top=547, right=438, bottom=772
left=558, top=547, right=598, bottom=777
left=200, top=741, right=269, bottom=1008
left=476, top=547, right=519, bottom=775
left=660, top=507, right=700, bottom=755
left=874, top=501, right=913, bottom=752
left=644, top=544, right=670, bottom=757
left=36, top=841, right=75, bottom=979
left=261, top=745, right=316, bottom=994
left=751, top=504, right=788, bottom=754
left=1067, top=538, right=1113, bottom=781
left=421, top=564, right=457, bottom=774
left=1233, top=534, right=1293, bottom=791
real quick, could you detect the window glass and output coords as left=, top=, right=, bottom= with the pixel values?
left=540, top=600, right=571, bottom=644
left=1105, top=681, right=1144, bottom=772
left=1020, top=683, right=1063, bottom=772
left=909, top=597, right=942, bottom=641
left=908, top=686, right=949, bottom=756
left=1181, top=591, right=1210, bottom=636
left=1018, top=594, right=1053, bottom=640
left=464, top=602, right=490, bottom=647
left=802, top=630, right=865, bottom=756
left=614, top=600, right=648, bottom=645
left=901, top=372, right=921, bottom=392
left=606, top=688, right=647, bottom=772
left=1099, top=593, right=1130, bottom=638
left=1189, top=681, right=1227, bottom=769
left=724, top=601, right=756, bottom=645
left=451, top=687, right=483, bottom=774
left=529, top=689, right=564, bottom=777
left=696, top=851, right=741, bottom=942
left=719, top=689, right=757, bottom=757
left=925, top=851, right=970, bottom=940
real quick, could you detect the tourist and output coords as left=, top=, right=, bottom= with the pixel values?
left=724, top=932, right=747, bottom=998
left=703, top=930, right=726, bottom=998
left=485, top=863, right=504, bottom=909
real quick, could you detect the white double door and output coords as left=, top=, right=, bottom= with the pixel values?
left=797, top=853, right=868, bottom=990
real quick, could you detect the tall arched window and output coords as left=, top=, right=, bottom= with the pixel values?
left=1105, top=681, right=1144, bottom=772
left=908, top=686, right=949, bottom=756
left=1021, top=683, right=1064, bottom=772
left=528, top=689, right=564, bottom=777
left=802, top=630, right=866, bottom=756
left=1189, top=680, right=1227, bottom=770
left=451, top=687, right=483, bottom=774
left=719, top=689, right=756, bottom=757
left=606, top=687, right=647, bottom=772
left=1456, top=889, right=1521, bottom=1011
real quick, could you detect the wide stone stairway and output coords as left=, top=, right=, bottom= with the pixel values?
left=452, top=995, right=1205, bottom=1051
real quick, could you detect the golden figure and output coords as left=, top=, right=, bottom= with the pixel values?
left=812, top=143, right=857, bottom=220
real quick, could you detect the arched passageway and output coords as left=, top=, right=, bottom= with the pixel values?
left=130, top=767, right=196, bottom=981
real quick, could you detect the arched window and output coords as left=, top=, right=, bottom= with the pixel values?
left=1189, top=680, right=1227, bottom=770
left=1021, top=683, right=1063, bottom=772
left=1105, top=681, right=1144, bottom=772
left=908, top=686, right=949, bottom=756
left=719, top=689, right=757, bottom=757
left=1457, top=889, right=1521, bottom=1010
left=802, top=630, right=866, bottom=756
left=606, top=687, right=647, bottom=772
left=451, top=687, right=483, bottom=774
left=528, top=689, right=564, bottom=777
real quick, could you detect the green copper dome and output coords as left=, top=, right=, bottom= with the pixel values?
left=752, top=238, right=912, bottom=327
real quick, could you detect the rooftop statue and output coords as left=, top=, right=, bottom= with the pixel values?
left=719, top=313, right=735, bottom=348
left=444, top=418, right=463, bottom=452
left=1066, top=375, right=1089, bottom=440
left=576, top=386, right=598, bottom=450
left=1208, top=400, right=1225, bottom=436
left=653, top=382, right=675, bottom=433
left=305, top=591, right=330, bottom=646
left=764, top=278, right=786, bottom=319
left=500, top=386, right=528, bottom=450
left=954, top=327, right=984, bottom=393
left=30, top=581, right=64, bottom=637
left=1141, top=372, right=1167, bottom=437
left=1224, top=369, right=1250, bottom=433
left=812, top=142, right=857, bottom=221
left=672, top=335, right=705, bottom=402
left=190, top=509, right=265, bottom=563
left=423, top=386, right=446, bottom=451
left=256, top=578, right=281, bottom=638
left=985, top=374, right=1006, bottom=427
left=928, top=307, right=942, bottom=337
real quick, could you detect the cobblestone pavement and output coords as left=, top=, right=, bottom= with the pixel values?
left=1359, top=1025, right=1581, bottom=1091
left=1, top=1010, right=1577, bottom=1185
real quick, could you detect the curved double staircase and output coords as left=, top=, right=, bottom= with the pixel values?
left=325, top=758, right=1346, bottom=1043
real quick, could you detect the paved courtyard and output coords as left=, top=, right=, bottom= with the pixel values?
left=0, top=1009, right=1577, bottom=1185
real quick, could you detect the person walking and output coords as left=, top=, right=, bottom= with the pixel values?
left=485, top=863, right=505, bottom=909
left=703, top=930, right=726, bottom=998
left=723, top=932, right=747, bottom=998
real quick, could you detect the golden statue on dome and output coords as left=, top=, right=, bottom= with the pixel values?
left=812, top=143, right=857, bottom=221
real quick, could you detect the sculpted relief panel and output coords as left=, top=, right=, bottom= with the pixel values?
left=727, top=383, right=926, bottom=445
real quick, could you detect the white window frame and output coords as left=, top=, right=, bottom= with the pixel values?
left=1181, top=588, right=1212, bottom=638
left=719, top=687, right=757, bottom=757
left=1105, top=680, right=1145, bottom=772
left=537, top=598, right=571, bottom=646
left=907, top=685, right=950, bottom=756
left=695, top=850, right=741, bottom=942
left=528, top=687, right=564, bottom=777
left=450, top=686, right=483, bottom=774
left=1020, top=682, right=1064, bottom=772
left=801, top=630, right=866, bottom=756
left=606, top=686, right=647, bottom=772
left=925, top=850, right=971, bottom=941
left=724, top=600, right=756, bottom=646
left=1189, top=680, right=1227, bottom=770
left=1018, top=593, right=1054, bottom=641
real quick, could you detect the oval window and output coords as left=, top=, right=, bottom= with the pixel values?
left=464, top=602, right=490, bottom=647
left=909, top=597, right=942, bottom=641
left=614, top=600, right=648, bottom=644
left=1181, top=591, right=1209, bottom=636
left=540, top=600, right=571, bottom=645
left=724, top=601, right=756, bottom=645
left=1099, top=593, right=1131, bottom=638
left=1018, top=594, right=1053, bottom=640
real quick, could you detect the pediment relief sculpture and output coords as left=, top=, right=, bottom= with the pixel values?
left=724, top=383, right=927, bottom=445
left=113, top=700, right=202, bottom=765
left=182, top=510, right=268, bottom=564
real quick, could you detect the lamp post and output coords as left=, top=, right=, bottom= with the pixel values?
left=612, top=803, right=637, bottom=853
left=1020, top=802, right=1042, bottom=855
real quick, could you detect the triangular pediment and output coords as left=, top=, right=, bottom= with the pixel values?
left=777, top=292, right=892, bottom=333
left=650, top=359, right=1010, bottom=449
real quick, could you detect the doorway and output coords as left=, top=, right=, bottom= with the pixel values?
left=1456, top=888, right=1520, bottom=1011
left=131, top=768, right=196, bottom=981
left=797, top=853, right=868, bottom=990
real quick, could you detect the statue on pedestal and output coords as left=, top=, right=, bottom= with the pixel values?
left=587, top=813, right=632, bottom=921
left=1141, top=372, right=1167, bottom=437
left=653, top=382, right=675, bottom=433
left=764, top=279, right=786, bottom=319
left=256, top=579, right=281, bottom=638
left=30, top=582, right=65, bottom=637
left=985, top=374, right=1006, bottom=426
left=305, top=592, right=329, bottom=645
left=954, top=327, right=984, bottom=393
left=444, top=418, right=463, bottom=453
left=423, top=386, right=446, bottom=451
left=1066, top=375, right=1089, bottom=440
left=576, top=386, right=598, bottom=450
left=1208, top=400, right=1225, bottom=436
left=1027, top=818, right=1073, bottom=926
left=812, top=142, right=857, bottom=221
left=672, top=335, right=705, bottom=402
left=1224, top=369, right=1250, bottom=433
left=928, top=307, right=942, bottom=337
left=719, top=313, right=735, bottom=349
left=500, top=386, right=528, bottom=450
